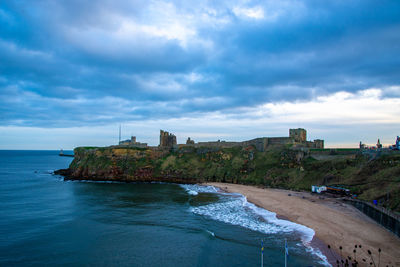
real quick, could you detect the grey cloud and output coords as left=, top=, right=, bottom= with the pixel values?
left=0, top=0, right=399, bottom=127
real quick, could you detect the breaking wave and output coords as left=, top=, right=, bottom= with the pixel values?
left=190, top=193, right=315, bottom=241
left=179, top=184, right=219, bottom=195
left=181, top=184, right=330, bottom=266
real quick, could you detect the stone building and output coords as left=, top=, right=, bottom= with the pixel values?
left=159, top=130, right=177, bottom=148
left=289, top=128, right=307, bottom=142
left=119, top=136, right=148, bottom=148
left=186, top=137, right=195, bottom=145
left=181, top=128, right=324, bottom=151
left=312, top=139, right=324, bottom=149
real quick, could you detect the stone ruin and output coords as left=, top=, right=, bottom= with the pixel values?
left=159, top=130, right=177, bottom=148
left=119, top=128, right=324, bottom=152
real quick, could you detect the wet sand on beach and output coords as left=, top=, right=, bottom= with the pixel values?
left=207, top=182, right=400, bottom=266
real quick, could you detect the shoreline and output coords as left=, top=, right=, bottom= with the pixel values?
left=206, top=182, right=400, bottom=267
left=211, top=183, right=337, bottom=266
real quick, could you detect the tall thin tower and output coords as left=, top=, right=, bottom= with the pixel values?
left=119, top=124, right=121, bottom=144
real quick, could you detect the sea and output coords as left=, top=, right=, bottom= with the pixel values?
left=0, top=150, right=330, bottom=266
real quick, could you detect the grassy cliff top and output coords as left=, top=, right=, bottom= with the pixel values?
left=70, top=145, right=400, bottom=212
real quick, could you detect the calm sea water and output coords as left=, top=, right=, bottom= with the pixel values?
left=0, top=150, right=329, bottom=266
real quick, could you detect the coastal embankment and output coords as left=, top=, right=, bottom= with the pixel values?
left=207, top=182, right=400, bottom=266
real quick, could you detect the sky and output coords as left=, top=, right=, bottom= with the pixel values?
left=0, top=0, right=400, bottom=149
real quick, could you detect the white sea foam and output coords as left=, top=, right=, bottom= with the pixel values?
left=188, top=190, right=198, bottom=195
left=191, top=194, right=296, bottom=235
left=182, top=184, right=329, bottom=265
left=243, top=197, right=315, bottom=243
left=179, top=184, right=218, bottom=195
left=182, top=184, right=314, bottom=241
left=306, top=246, right=331, bottom=267
left=206, top=230, right=215, bottom=237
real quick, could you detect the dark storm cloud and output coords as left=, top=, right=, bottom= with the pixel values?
left=0, top=0, right=399, bottom=126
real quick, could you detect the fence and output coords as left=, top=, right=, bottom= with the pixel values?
left=345, top=199, right=400, bottom=238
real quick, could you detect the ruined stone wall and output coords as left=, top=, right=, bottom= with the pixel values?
left=196, top=141, right=241, bottom=148
left=302, top=140, right=324, bottom=149
left=119, top=140, right=131, bottom=146
left=267, top=137, right=293, bottom=145
left=172, top=128, right=322, bottom=151
left=313, top=139, right=324, bottom=149
left=242, top=137, right=293, bottom=151
left=118, top=140, right=148, bottom=148
left=193, top=137, right=295, bottom=152
left=304, top=141, right=314, bottom=148
left=242, top=138, right=266, bottom=151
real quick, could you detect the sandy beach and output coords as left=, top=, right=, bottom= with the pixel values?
left=207, top=182, right=400, bottom=266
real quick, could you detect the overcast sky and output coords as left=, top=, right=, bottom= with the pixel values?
left=1, top=0, right=399, bottom=149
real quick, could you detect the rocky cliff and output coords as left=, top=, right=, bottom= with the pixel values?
left=56, top=146, right=400, bottom=212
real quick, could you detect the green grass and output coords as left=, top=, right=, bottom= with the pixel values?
left=69, top=146, right=400, bottom=212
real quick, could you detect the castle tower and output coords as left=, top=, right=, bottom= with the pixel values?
left=160, top=130, right=164, bottom=146
left=159, top=130, right=177, bottom=147
left=289, top=128, right=307, bottom=143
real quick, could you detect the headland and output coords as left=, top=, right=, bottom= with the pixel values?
left=57, top=128, right=400, bottom=213
left=55, top=128, right=400, bottom=265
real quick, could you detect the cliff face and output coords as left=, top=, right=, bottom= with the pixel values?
left=65, top=147, right=196, bottom=183
left=58, top=146, right=400, bottom=212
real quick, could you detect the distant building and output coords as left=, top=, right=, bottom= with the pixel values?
left=390, top=136, right=400, bottom=150
left=159, top=130, right=177, bottom=148
left=377, top=139, right=382, bottom=149
left=359, top=141, right=366, bottom=149
left=186, top=137, right=195, bottom=145
left=397, top=136, right=400, bottom=150
left=119, top=136, right=148, bottom=148
left=181, top=128, right=324, bottom=151
left=312, top=139, right=324, bottom=149
left=117, top=128, right=324, bottom=151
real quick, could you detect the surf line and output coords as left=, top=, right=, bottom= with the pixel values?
left=181, top=184, right=330, bottom=265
